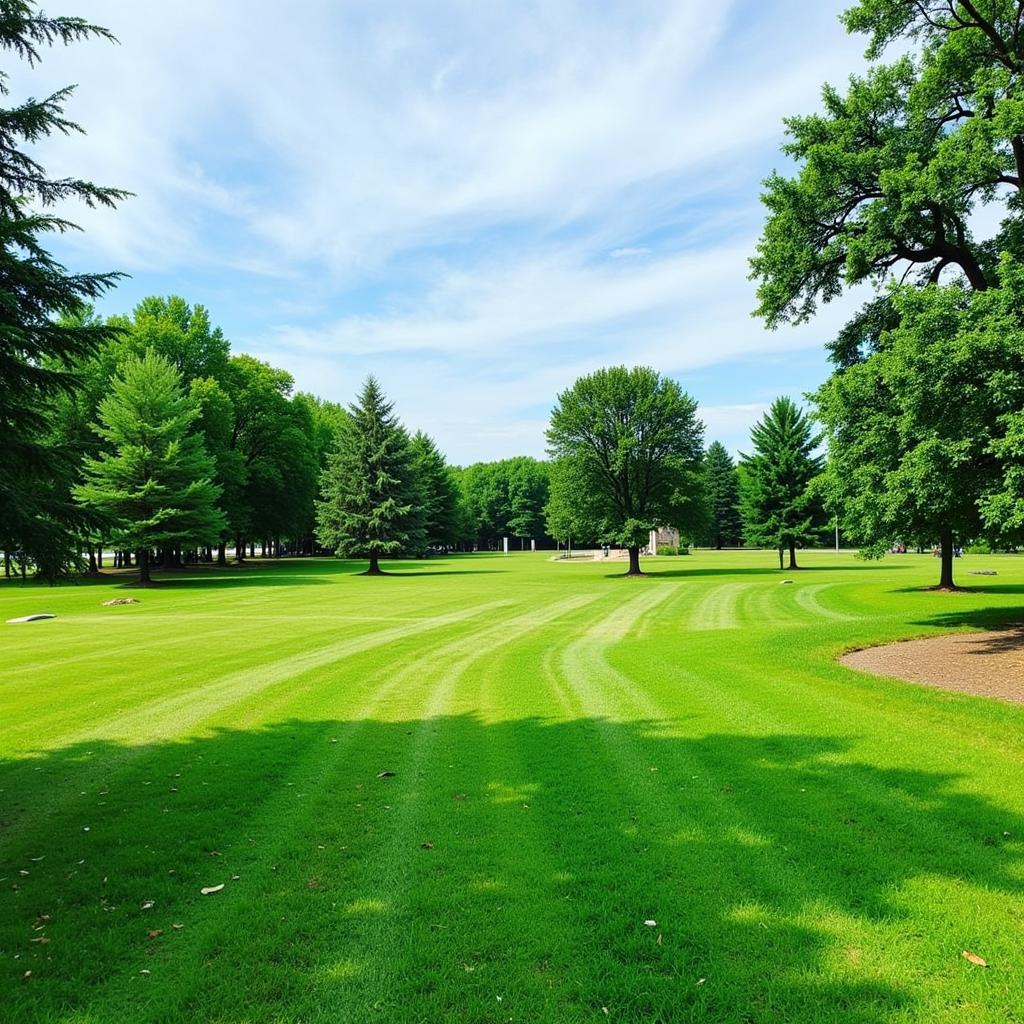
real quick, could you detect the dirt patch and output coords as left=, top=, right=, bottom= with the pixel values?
left=841, top=626, right=1024, bottom=704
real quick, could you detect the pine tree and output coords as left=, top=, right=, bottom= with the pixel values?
left=0, top=4, right=128, bottom=577
left=315, top=376, right=420, bottom=575
left=702, top=441, right=742, bottom=549
left=74, top=351, right=225, bottom=584
left=739, top=398, right=824, bottom=569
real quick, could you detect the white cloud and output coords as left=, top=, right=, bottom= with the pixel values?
left=20, top=1, right=871, bottom=461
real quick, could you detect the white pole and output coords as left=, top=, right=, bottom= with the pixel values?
left=835, top=517, right=839, bottom=554
left=503, top=536, right=508, bottom=556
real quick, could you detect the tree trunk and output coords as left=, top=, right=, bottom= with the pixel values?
left=626, top=546, right=643, bottom=576
left=217, top=542, right=227, bottom=566
left=778, top=547, right=784, bottom=570
left=87, top=546, right=98, bottom=574
left=367, top=554, right=381, bottom=575
left=787, top=541, right=798, bottom=570
left=3, top=550, right=10, bottom=578
left=138, top=548, right=151, bottom=585
left=938, top=529, right=956, bottom=589
left=235, top=536, right=245, bottom=562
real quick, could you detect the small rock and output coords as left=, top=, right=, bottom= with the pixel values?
left=103, top=598, right=140, bottom=606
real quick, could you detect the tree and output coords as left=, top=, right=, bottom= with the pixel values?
left=701, top=441, right=743, bottom=549
left=506, top=457, right=549, bottom=549
left=750, top=1, right=1024, bottom=581
left=544, top=458, right=599, bottom=554
left=738, top=398, right=824, bottom=570
left=315, top=376, right=420, bottom=575
left=409, top=431, right=461, bottom=551
left=0, top=4, right=128, bottom=578
left=74, top=352, right=225, bottom=584
left=546, top=366, right=704, bottom=576
left=816, top=259, right=1024, bottom=588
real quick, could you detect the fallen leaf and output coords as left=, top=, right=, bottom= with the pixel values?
left=454, top=793, right=467, bottom=801
left=421, top=841, right=434, bottom=850
left=23, top=971, right=31, bottom=979
left=30, top=936, right=49, bottom=944
left=140, top=900, right=154, bottom=910
left=140, top=969, right=150, bottom=975
left=643, top=920, right=657, bottom=927
left=200, top=884, right=224, bottom=895
left=657, top=933, right=663, bottom=946
left=962, top=950, right=989, bottom=967
left=148, top=929, right=162, bottom=938
left=376, top=770, right=396, bottom=779
left=172, top=923, right=184, bottom=930
left=697, top=977, right=706, bottom=985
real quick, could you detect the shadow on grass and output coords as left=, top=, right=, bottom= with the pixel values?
left=609, top=563, right=912, bottom=580
left=3, top=716, right=1021, bottom=1021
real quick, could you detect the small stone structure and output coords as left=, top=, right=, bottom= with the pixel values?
left=648, top=526, right=680, bottom=553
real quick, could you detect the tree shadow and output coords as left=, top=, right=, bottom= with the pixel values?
left=2, top=717, right=1021, bottom=1021
left=613, top=563, right=907, bottom=580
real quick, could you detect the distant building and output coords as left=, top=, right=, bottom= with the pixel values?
left=649, top=526, right=679, bottom=553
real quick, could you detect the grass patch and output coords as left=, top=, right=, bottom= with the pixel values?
left=2, top=550, right=1023, bottom=1022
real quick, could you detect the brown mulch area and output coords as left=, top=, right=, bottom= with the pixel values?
left=841, top=626, right=1024, bottom=704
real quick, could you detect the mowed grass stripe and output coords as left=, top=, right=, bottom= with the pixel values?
left=29, top=591, right=603, bottom=1019
left=4, top=551, right=1024, bottom=1022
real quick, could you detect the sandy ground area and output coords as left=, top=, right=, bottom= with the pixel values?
left=842, top=626, right=1024, bottom=704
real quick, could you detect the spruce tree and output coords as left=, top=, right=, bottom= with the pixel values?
left=0, top=4, right=128, bottom=577
left=702, top=441, right=742, bottom=549
left=739, top=398, right=824, bottom=570
left=316, top=376, right=420, bottom=575
left=74, top=351, right=225, bottom=584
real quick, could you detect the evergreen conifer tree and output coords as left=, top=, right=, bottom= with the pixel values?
left=702, top=441, right=742, bottom=549
left=409, top=430, right=460, bottom=552
left=739, top=398, right=824, bottom=569
left=0, top=4, right=128, bottom=577
left=316, top=376, right=420, bottom=575
left=74, top=351, right=225, bottom=584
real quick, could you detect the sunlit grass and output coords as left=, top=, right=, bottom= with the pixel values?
left=1, top=550, right=1023, bottom=1022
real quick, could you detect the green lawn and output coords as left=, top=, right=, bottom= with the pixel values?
left=2, top=550, right=1023, bottom=1023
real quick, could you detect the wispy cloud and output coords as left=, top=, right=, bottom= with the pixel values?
left=31, top=0, right=866, bottom=461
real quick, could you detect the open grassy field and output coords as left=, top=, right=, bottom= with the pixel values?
left=2, top=550, right=1023, bottom=1023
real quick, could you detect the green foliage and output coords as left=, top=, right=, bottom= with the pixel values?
left=224, top=354, right=318, bottom=550
left=752, top=1, right=1024, bottom=326
left=816, top=259, right=1024, bottom=575
left=701, top=441, right=743, bottom=548
left=410, top=431, right=462, bottom=550
left=546, top=366, right=704, bottom=573
left=458, top=456, right=550, bottom=548
left=739, top=398, right=825, bottom=565
left=656, top=544, right=689, bottom=556
left=316, top=377, right=421, bottom=571
left=74, top=351, right=225, bottom=576
left=112, top=296, right=230, bottom=383
left=0, top=3, right=128, bottom=578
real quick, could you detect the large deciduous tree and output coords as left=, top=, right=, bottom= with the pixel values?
left=751, top=0, right=1024, bottom=583
left=74, top=352, right=225, bottom=584
left=816, top=258, right=1024, bottom=588
left=546, top=366, right=704, bottom=576
left=0, top=4, right=127, bottom=578
left=316, top=376, right=420, bottom=575
left=739, top=398, right=824, bottom=570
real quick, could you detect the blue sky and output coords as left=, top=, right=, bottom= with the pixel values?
left=32, top=1, right=872, bottom=464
